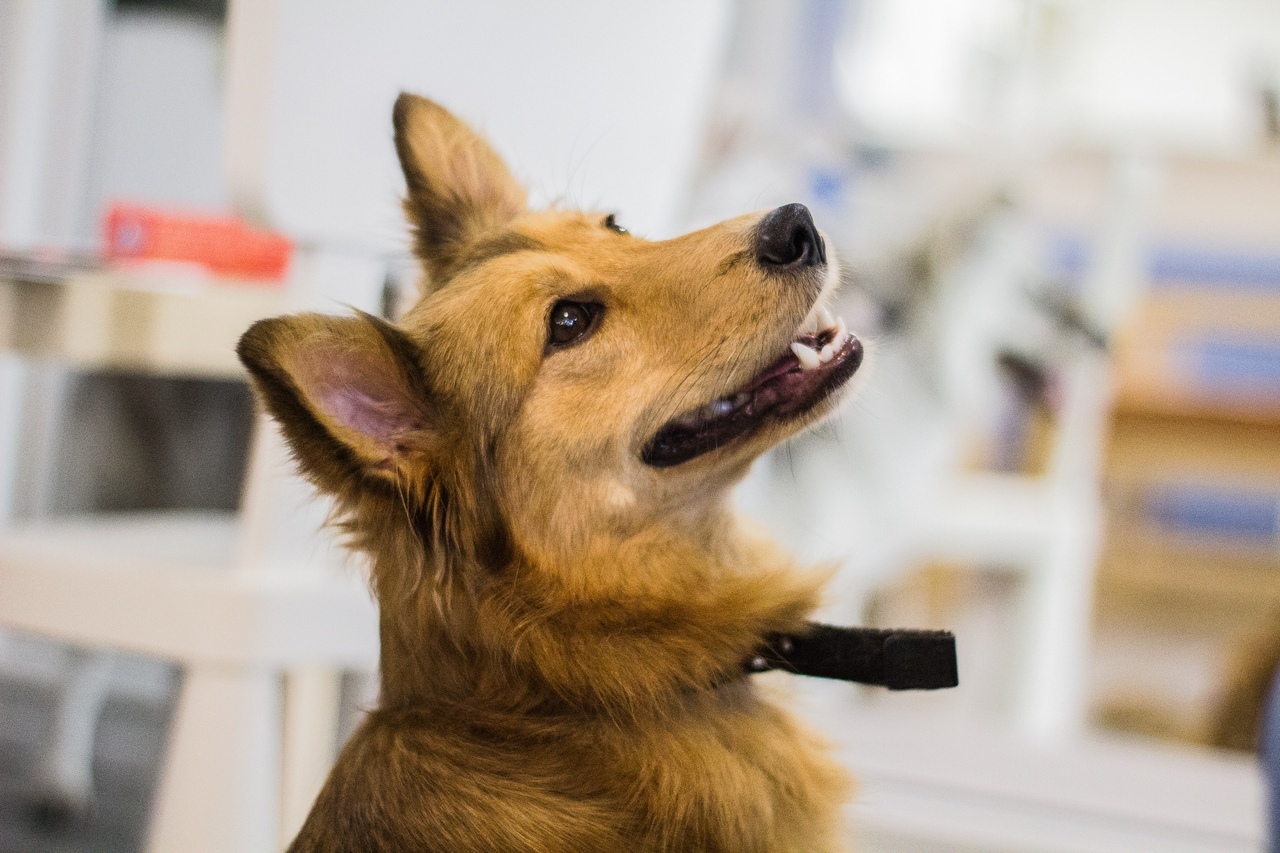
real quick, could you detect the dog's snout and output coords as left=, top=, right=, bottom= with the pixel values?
left=755, top=203, right=825, bottom=269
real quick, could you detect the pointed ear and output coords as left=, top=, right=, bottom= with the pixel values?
left=393, top=93, right=527, bottom=286
left=237, top=311, right=439, bottom=496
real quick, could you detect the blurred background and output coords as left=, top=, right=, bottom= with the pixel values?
left=0, top=0, right=1276, bottom=850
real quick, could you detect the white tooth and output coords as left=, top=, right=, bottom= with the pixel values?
left=818, top=307, right=836, bottom=330
left=832, top=317, right=847, bottom=346
left=705, top=399, right=735, bottom=419
left=819, top=343, right=835, bottom=363
left=791, top=341, right=821, bottom=370
left=731, top=392, right=750, bottom=408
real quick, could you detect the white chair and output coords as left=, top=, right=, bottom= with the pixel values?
left=0, top=257, right=384, bottom=852
left=741, top=153, right=1156, bottom=740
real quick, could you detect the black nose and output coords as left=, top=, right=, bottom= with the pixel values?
left=755, top=203, right=825, bottom=269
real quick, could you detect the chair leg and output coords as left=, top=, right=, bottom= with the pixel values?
left=279, top=666, right=342, bottom=848
left=1012, top=502, right=1101, bottom=741
left=31, top=648, right=115, bottom=819
left=1013, top=354, right=1111, bottom=741
left=147, top=665, right=282, bottom=853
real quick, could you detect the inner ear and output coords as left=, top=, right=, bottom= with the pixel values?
left=393, top=93, right=527, bottom=287
left=295, top=346, right=431, bottom=464
left=238, top=312, right=437, bottom=490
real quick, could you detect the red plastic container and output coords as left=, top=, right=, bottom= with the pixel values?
left=103, top=203, right=293, bottom=283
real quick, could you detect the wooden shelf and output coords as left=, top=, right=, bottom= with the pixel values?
left=1099, top=393, right=1280, bottom=628
left=0, top=270, right=285, bottom=378
left=1113, top=385, right=1280, bottom=428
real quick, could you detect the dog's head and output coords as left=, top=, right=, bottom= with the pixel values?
left=238, top=94, right=861, bottom=582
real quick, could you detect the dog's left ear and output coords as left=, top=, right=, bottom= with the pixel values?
left=393, top=93, right=527, bottom=286
left=237, top=311, right=440, bottom=496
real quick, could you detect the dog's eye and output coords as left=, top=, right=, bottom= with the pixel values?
left=548, top=301, right=600, bottom=349
left=604, top=214, right=628, bottom=235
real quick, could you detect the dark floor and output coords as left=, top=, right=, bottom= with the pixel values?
left=0, top=678, right=173, bottom=853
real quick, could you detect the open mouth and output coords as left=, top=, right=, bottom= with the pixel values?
left=642, top=308, right=863, bottom=468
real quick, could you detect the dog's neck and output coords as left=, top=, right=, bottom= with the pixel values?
left=366, top=503, right=823, bottom=714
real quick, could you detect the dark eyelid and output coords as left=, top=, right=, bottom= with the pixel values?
left=559, top=286, right=607, bottom=305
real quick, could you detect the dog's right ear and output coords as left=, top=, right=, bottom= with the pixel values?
left=393, top=93, right=527, bottom=286
left=237, top=312, right=440, bottom=497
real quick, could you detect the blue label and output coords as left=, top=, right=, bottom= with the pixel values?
left=1144, top=484, right=1280, bottom=540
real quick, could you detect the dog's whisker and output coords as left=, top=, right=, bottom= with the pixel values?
left=663, top=334, right=725, bottom=411
left=665, top=332, right=738, bottom=420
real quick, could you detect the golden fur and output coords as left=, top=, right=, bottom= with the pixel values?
left=238, top=94, right=853, bottom=852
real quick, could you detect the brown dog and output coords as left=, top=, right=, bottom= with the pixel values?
left=237, top=93, right=862, bottom=852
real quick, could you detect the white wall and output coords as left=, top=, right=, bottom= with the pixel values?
left=225, top=0, right=733, bottom=251
left=84, top=8, right=230, bottom=228
left=837, top=0, right=1280, bottom=153
left=0, top=0, right=106, bottom=249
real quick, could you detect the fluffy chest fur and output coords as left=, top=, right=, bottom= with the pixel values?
left=295, top=678, right=848, bottom=852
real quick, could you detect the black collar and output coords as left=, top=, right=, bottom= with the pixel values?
left=744, top=623, right=958, bottom=690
